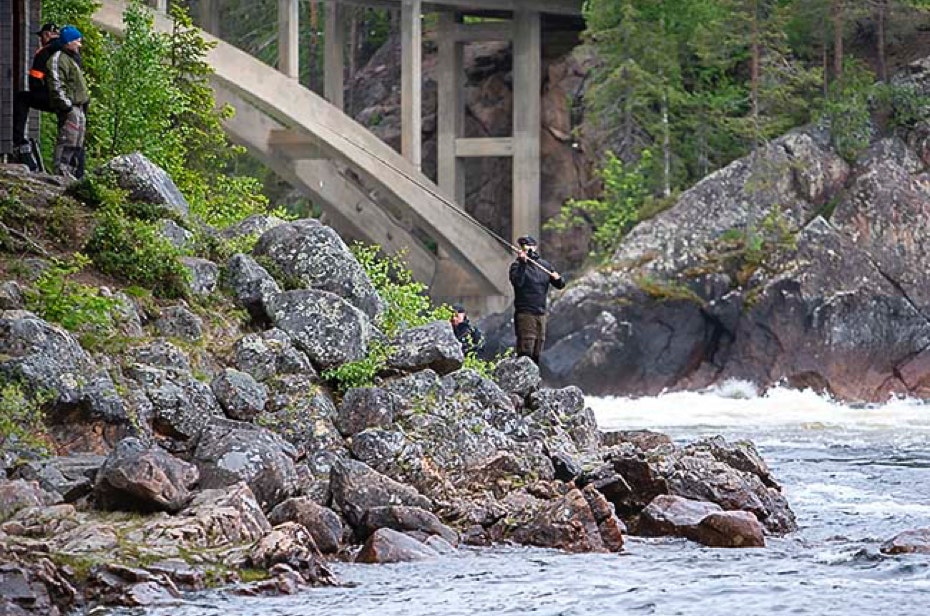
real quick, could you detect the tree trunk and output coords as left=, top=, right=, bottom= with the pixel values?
left=662, top=86, right=671, bottom=198
left=751, top=0, right=760, bottom=149
left=876, top=0, right=888, bottom=82
left=832, top=0, right=844, bottom=83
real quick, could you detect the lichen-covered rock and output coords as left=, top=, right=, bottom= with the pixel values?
left=220, top=214, right=286, bottom=241
left=194, top=419, right=299, bottom=510
left=254, top=219, right=384, bottom=319
left=153, top=305, right=203, bottom=343
left=261, top=375, right=343, bottom=462
left=492, top=355, right=541, bottom=398
left=267, top=289, right=373, bottom=369
left=101, top=152, right=189, bottom=218
left=386, top=321, right=464, bottom=375
left=355, top=528, right=439, bottom=564
left=12, top=455, right=105, bottom=503
left=267, top=497, right=344, bottom=554
left=335, top=387, right=397, bottom=437
left=0, top=281, right=25, bottom=310
left=127, top=339, right=192, bottom=373
left=94, top=437, right=199, bottom=513
left=527, top=386, right=600, bottom=454
left=224, top=254, right=280, bottom=323
left=180, top=257, right=219, bottom=296
left=157, top=219, right=193, bottom=250
left=330, top=459, right=432, bottom=529
left=0, top=310, right=128, bottom=452
left=211, top=368, right=268, bottom=421
left=231, top=329, right=313, bottom=382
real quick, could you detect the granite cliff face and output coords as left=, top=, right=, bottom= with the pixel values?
left=540, top=57, right=930, bottom=402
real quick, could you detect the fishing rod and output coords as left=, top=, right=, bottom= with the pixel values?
left=319, top=122, right=560, bottom=279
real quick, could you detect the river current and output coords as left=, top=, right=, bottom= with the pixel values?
left=113, top=382, right=930, bottom=616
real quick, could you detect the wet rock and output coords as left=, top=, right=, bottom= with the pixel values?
left=335, top=387, right=397, bottom=437
left=581, top=483, right=625, bottom=552
left=638, top=494, right=723, bottom=537
left=267, top=289, right=373, bottom=369
left=386, top=321, right=464, bottom=375
left=194, top=419, right=299, bottom=511
left=231, top=329, right=313, bottom=382
left=145, top=560, right=207, bottom=591
left=500, top=487, right=614, bottom=553
left=211, top=368, right=268, bottom=421
left=686, top=511, right=765, bottom=548
left=330, top=459, right=432, bottom=529
left=359, top=506, right=458, bottom=545
left=601, top=430, right=673, bottom=452
left=880, top=528, right=930, bottom=554
left=12, top=455, right=105, bottom=503
left=254, top=219, right=383, bottom=319
left=267, top=497, right=344, bottom=554
left=689, top=436, right=779, bottom=489
left=492, top=355, right=541, bottom=398
left=224, top=254, right=280, bottom=323
left=94, top=437, right=199, bottom=513
left=180, top=257, right=219, bottom=296
left=355, top=528, right=439, bottom=564
left=153, top=305, right=203, bottom=343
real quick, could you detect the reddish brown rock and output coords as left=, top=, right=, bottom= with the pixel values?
left=881, top=528, right=930, bottom=554
left=355, top=528, right=439, bottom=564
left=685, top=511, right=765, bottom=548
left=638, top=495, right=723, bottom=537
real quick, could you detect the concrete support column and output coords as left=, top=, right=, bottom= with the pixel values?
left=437, top=11, right=464, bottom=205
left=324, top=0, right=345, bottom=110
left=400, top=0, right=422, bottom=169
left=512, top=9, right=541, bottom=244
left=154, top=0, right=168, bottom=12
left=278, top=0, right=299, bottom=79
left=199, top=0, right=220, bottom=36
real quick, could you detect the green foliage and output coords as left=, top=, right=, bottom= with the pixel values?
left=0, top=382, right=52, bottom=457
left=321, top=342, right=389, bottom=393
left=822, top=60, right=876, bottom=161
left=635, top=275, right=706, bottom=306
left=351, top=243, right=449, bottom=337
left=24, top=253, right=121, bottom=332
left=85, top=204, right=190, bottom=298
left=546, top=151, right=653, bottom=258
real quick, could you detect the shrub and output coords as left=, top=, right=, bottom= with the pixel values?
left=0, top=382, right=52, bottom=457
left=24, top=253, right=121, bottom=332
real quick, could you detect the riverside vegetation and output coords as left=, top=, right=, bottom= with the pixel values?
left=1, top=3, right=800, bottom=614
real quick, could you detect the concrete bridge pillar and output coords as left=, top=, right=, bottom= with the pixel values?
left=437, top=11, right=464, bottom=205
left=512, top=9, right=541, bottom=244
left=278, top=0, right=299, bottom=79
left=400, top=0, right=422, bottom=169
left=324, top=0, right=345, bottom=110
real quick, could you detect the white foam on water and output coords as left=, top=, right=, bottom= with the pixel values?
left=589, top=380, right=930, bottom=439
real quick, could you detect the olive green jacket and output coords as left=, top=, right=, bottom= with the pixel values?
left=47, top=49, right=89, bottom=113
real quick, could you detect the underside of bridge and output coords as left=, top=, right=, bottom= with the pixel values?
left=100, top=0, right=584, bottom=315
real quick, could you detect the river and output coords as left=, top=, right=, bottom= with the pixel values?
left=112, top=382, right=930, bottom=616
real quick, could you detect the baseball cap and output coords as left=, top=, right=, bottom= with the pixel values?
left=452, top=303, right=466, bottom=314
left=517, top=235, right=538, bottom=247
left=34, top=23, right=58, bottom=36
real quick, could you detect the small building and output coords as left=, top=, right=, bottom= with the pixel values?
left=1, top=0, right=42, bottom=158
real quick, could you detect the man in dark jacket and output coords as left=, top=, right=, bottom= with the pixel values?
left=509, top=235, right=565, bottom=364
left=47, top=26, right=90, bottom=179
left=450, top=304, right=484, bottom=356
left=11, top=23, right=59, bottom=171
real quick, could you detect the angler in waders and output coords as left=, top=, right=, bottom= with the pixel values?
left=11, top=23, right=59, bottom=171
left=509, top=235, right=564, bottom=365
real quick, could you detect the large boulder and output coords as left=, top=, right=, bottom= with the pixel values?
left=260, top=376, right=343, bottom=462
left=267, top=497, right=344, bottom=554
left=224, top=254, right=280, bottom=323
left=638, top=494, right=723, bottom=537
left=329, top=459, right=432, bottom=529
left=334, top=387, right=397, bottom=437
left=11, top=455, right=105, bottom=503
left=94, top=437, right=199, bottom=513
left=231, top=329, right=314, bottom=382
left=267, top=289, right=374, bottom=369
left=686, top=510, right=765, bottom=548
left=100, top=152, right=189, bottom=218
left=211, top=368, right=268, bottom=421
left=386, top=321, right=464, bottom=375
left=358, top=505, right=458, bottom=545
left=253, top=219, right=384, bottom=319
left=881, top=528, right=930, bottom=554
left=153, top=305, right=203, bottom=343
left=193, top=419, right=299, bottom=510
left=355, top=528, right=439, bottom=564
left=0, top=311, right=128, bottom=453
left=492, top=356, right=541, bottom=398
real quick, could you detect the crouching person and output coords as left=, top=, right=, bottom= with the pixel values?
left=47, top=26, right=89, bottom=179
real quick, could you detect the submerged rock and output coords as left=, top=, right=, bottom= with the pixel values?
left=355, top=528, right=439, bottom=564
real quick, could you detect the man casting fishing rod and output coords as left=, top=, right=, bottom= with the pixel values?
left=509, top=235, right=564, bottom=365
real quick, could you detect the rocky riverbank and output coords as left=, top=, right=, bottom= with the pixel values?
left=523, top=57, right=930, bottom=403
left=1, top=158, right=794, bottom=613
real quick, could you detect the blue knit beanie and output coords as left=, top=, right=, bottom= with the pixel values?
left=59, top=26, right=82, bottom=45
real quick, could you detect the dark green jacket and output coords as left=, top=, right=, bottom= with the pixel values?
left=47, top=49, right=89, bottom=112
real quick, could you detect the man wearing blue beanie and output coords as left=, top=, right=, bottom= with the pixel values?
left=47, top=25, right=89, bottom=179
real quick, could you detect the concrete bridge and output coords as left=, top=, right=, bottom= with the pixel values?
left=8, top=0, right=584, bottom=314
